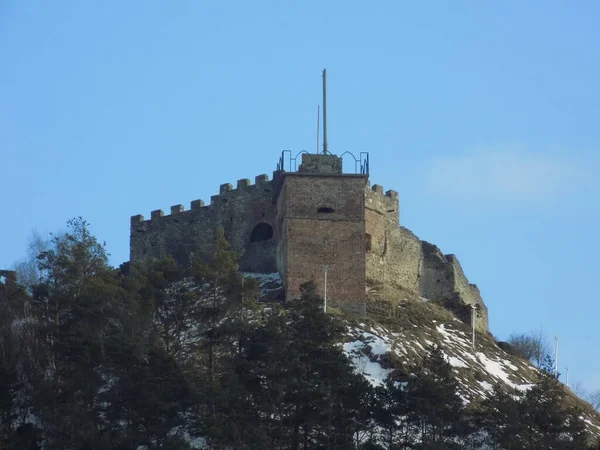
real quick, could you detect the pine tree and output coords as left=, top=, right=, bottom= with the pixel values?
left=520, top=357, right=589, bottom=449
left=29, top=218, right=125, bottom=448
left=372, top=378, right=409, bottom=449
left=191, top=227, right=243, bottom=383
left=405, top=346, right=469, bottom=449
left=479, top=383, right=526, bottom=449
left=479, top=356, right=593, bottom=450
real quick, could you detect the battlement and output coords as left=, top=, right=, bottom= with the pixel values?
left=130, top=172, right=279, bottom=271
left=130, top=173, right=274, bottom=227
left=365, top=183, right=399, bottom=224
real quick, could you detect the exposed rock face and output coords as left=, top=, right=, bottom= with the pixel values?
left=130, top=153, right=489, bottom=331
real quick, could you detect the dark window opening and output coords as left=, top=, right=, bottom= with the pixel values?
left=317, top=207, right=335, bottom=214
left=365, top=233, right=373, bottom=252
left=250, top=222, right=273, bottom=242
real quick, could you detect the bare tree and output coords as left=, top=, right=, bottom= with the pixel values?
left=507, top=327, right=551, bottom=367
left=570, top=380, right=588, bottom=398
left=11, top=229, right=52, bottom=290
left=589, top=389, right=600, bottom=411
left=531, top=327, right=551, bottom=367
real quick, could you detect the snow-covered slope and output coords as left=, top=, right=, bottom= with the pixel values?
left=249, top=273, right=600, bottom=434
left=343, top=321, right=534, bottom=400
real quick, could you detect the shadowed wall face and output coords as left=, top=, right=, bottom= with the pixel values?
left=130, top=176, right=278, bottom=273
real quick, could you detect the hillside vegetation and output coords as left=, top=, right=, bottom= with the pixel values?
left=1, top=218, right=599, bottom=449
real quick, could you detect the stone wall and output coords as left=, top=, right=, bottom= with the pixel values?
left=446, top=254, right=489, bottom=331
left=280, top=172, right=368, bottom=315
left=298, top=153, right=343, bottom=174
left=365, top=184, right=421, bottom=293
left=363, top=182, right=488, bottom=332
left=130, top=174, right=278, bottom=272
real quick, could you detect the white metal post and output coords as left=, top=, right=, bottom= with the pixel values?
left=565, top=367, right=569, bottom=387
left=323, top=265, right=328, bottom=313
left=471, top=304, right=477, bottom=350
left=554, top=336, right=559, bottom=377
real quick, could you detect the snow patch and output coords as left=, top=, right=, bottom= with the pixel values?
left=344, top=329, right=393, bottom=387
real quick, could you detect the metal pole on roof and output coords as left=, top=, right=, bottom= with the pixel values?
left=322, top=69, right=328, bottom=155
left=316, top=105, right=320, bottom=155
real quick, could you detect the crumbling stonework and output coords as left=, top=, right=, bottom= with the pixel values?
left=130, top=153, right=489, bottom=331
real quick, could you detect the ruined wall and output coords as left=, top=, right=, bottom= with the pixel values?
left=130, top=174, right=278, bottom=272
left=446, top=254, right=489, bottom=331
left=280, top=173, right=367, bottom=315
left=363, top=183, right=489, bottom=332
left=365, top=185, right=422, bottom=293
left=419, top=241, right=455, bottom=300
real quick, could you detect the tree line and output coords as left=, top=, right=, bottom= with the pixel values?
left=1, top=218, right=598, bottom=449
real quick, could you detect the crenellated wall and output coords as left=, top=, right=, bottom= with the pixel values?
left=130, top=174, right=278, bottom=273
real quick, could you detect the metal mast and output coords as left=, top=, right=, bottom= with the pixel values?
left=322, top=68, right=328, bottom=154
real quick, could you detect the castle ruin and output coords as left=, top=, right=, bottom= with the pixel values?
left=130, top=152, right=489, bottom=332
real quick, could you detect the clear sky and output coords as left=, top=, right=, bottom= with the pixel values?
left=1, top=1, right=599, bottom=390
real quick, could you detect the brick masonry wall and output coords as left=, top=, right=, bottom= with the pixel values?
left=280, top=173, right=367, bottom=314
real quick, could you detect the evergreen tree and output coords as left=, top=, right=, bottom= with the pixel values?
left=479, top=356, right=592, bottom=450
left=372, top=378, right=409, bottom=449
left=520, top=357, right=589, bottom=449
left=29, top=218, right=125, bottom=448
left=4, top=218, right=598, bottom=449
left=214, top=282, right=376, bottom=449
left=0, top=276, right=40, bottom=449
left=478, top=383, right=526, bottom=449
left=405, top=346, right=470, bottom=449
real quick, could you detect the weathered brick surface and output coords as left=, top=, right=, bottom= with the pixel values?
left=279, top=173, right=368, bottom=313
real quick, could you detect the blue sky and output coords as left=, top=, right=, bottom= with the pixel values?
left=1, top=1, right=599, bottom=390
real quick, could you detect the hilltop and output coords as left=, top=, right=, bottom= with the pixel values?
left=2, top=216, right=599, bottom=449
left=247, top=271, right=600, bottom=439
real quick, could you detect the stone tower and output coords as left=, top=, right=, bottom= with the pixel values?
left=276, top=153, right=368, bottom=314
